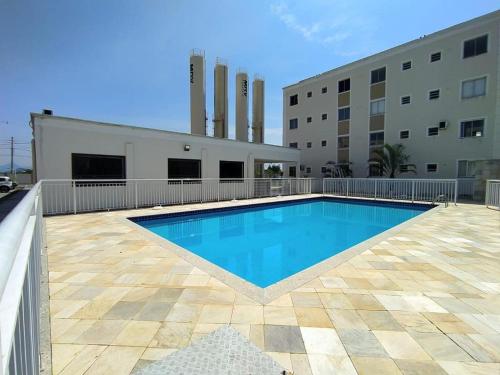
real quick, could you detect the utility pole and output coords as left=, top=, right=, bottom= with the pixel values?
left=10, top=136, right=14, bottom=176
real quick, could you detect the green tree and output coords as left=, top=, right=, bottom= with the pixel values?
left=264, top=164, right=282, bottom=178
left=368, top=144, right=416, bottom=178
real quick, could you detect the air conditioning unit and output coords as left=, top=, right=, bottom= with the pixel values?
left=438, top=120, right=448, bottom=130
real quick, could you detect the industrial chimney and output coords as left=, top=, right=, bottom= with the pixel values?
left=213, top=59, right=228, bottom=138
left=252, top=76, right=265, bottom=144
left=235, top=70, right=249, bottom=142
left=189, top=50, right=206, bottom=136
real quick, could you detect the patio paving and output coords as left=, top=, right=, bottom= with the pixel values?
left=45, top=195, right=500, bottom=374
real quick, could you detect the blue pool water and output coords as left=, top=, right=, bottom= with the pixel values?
left=133, top=198, right=429, bottom=288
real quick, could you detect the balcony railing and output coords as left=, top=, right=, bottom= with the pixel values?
left=41, top=178, right=313, bottom=215
left=323, top=178, right=457, bottom=204
left=0, top=182, right=44, bottom=375
left=485, top=180, right=500, bottom=209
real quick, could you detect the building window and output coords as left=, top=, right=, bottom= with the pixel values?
left=306, top=116, right=312, bottom=123
left=307, top=91, right=312, bottom=98
left=289, top=166, right=296, bottom=177
left=400, top=130, right=410, bottom=139
left=321, top=113, right=328, bottom=120
left=430, top=52, right=441, bottom=62
left=457, top=160, right=478, bottom=178
left=290, top=94, right=298, bottom=106
left=370, top=98, right=385, bottom=116
left=321, top=87, right=327, bottom=94
left=306, top=142, right=312, bottom=148
left=400, top=164, right=409, bottom=173
left=338, top=107, right=350, bottom=121
left=428, top=89, right=440, bottom=100
left=72, top=153, right=126, bottom=180
left=371, top=67, right=386, bottom=84
left=369, top=131, right=384, bottom=146
left=321, top=166, right=327, bottom=174
left=402, top=61, right=412, bottom=70
left=219, top=161, right=244, bottom=179
left=401, top=96, right=411, bottom=105
left=338, top=136, right=349, bottom=149
left=321, top=140, right=327, bottom=147
left=306, top=167, right=312, bottom=173
left=289, top=118, right=298, bottom=129
left=462, top=77, right=486, bottom=99
left=338, top=78, right=350, bottom=93
left=289, top=142, right=298, bottom=148
left=427, top=127, right=439, bottom=136
left=463, top=35, right=488, bottom=59
left=168, top=158, right=201, bottom=179
left=460, top=119, right=484, bottom=138
left=426, top=163, right=438, bottom=173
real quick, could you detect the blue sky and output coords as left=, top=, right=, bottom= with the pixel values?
left=1, top=0, right=498, bottom=167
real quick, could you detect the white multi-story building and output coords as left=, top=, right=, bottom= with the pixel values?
left=283, top=10, right=500, bottom=183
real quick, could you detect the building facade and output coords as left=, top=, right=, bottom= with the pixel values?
left=31, top=113, right=300, bottom=181
left=283, top=11, right=500, bottom=182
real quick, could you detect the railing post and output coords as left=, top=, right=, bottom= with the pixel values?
left=72, top=180, right=77, bottom=214
left=454, top=179, right=458, bottom=205
left=374, top=180, right=377, bottom=200
left=217, top=180, right=220, bottom=202
left=346, top=179, right=349, bottom=197
left=323, top=178, right=325, bottom=195
left=246, top=179, right=250, bottom=200
left=289, top=178, right=292, bottom=195
left=134, top=180, right=138, bottom=209
left=485, top=180, right=490, bottom=206
left=181, top=180, right=184, bottom=205
left=411, top=180, right=415, bottom=203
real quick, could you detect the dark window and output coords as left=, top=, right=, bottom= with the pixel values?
left=321, top=166, right=327, bottom=173
left=338, top=107, right=350, bottom=121
left=321, top=140, right=327, bottom=147
left=369, top=131, right=384, bottom=146
left=168, top=158, right=201, bottom=179
left=321, top=113, right=328, bottom=120
left=426, top=164, right=438, bottom=173
left=289, top=142, right=298, bottom=148
left=289, top=166, right=296, bottom=177
left=338, top=136, right=349, bottom=149
left=400, top=164, right=409, bottom=173
left=400, top=130, right=410, bottom=139
left=427, top=127, right=439, bottom=136
left=430, top=52, right=441, bottom=62
left=460, top=119, right=484, bottom=138
left=289, top=118, right=298, bottom=129
left=219, top=160, right=244, bottom=179
left=429, top=89, right=440, bottom=100
left=338, top=78, right=350, bottom=93
left=307, top=91, right=312, bottom=98
left=401, top=96, right=411, bottom=105
left=72, top=153, right=126, bottom=180
left=306, top=167, right=312, bottom=173
left=371, top=67, right=386, bottom=84
left=306, top=116, right=312, bottom=123
left=306, top=142, right=312, bottom=148
left=402, top=61, right=412, bottom=70
left=463, top=35, right=488, bottom=58
left=321, top=87, right=328, bottom=94
left=290, top=94, right=298, bottom=106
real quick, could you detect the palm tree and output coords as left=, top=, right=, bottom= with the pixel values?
left=323, top=161, right=353, bottom=178
left=368, top=144, right=416, bottom=178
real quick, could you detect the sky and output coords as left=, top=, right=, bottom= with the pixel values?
left=1, top=0, right=498, bottom=168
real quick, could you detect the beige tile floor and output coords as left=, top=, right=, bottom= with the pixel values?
left=46, top=196, right=500, bottom=374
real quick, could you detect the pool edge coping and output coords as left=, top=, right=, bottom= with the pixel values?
left=121, top=195, right=443, bottom=304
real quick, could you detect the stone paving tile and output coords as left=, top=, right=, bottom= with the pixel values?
left=45, top=198, right=500, bottom=374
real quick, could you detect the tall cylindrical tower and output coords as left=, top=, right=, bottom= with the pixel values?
left=235, top=71, right=249, bottom=142
left=213, top=59, right=228, bottom=138
left=252, top=76, right=265, bottom=144
left=189, top=50, right=206, bottom=136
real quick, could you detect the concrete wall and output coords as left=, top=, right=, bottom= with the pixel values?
left=283, top=11, right=500, bottom=179
left=33, top=115, right=300, bottom=180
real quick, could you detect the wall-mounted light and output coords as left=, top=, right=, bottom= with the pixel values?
left=184, top=144, right=191, bottom=151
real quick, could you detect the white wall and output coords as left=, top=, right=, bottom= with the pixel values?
left=33, top=115, right=300, bottom=180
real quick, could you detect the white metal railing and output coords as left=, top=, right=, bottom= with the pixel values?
left=0, top=183, right=44, bottom=375
left=323, top=178, right=457, bottom=204
left=485, top=180, right=500, bottom=209
left=41, top=178, right=312, bottom=215
left=457, top=177, right=475, bottom=198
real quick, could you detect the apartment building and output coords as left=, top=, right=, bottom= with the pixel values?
left=283, top=10, right=500, bottom=181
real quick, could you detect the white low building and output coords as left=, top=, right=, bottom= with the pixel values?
left=31, top=113, right=300, bottom=181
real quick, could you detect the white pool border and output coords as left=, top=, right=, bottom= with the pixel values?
left=123, top=195, right=443, bottom=304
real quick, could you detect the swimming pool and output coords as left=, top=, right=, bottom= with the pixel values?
left=131, top=198, right=430, bottom=288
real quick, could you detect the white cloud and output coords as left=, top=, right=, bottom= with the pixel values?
left=270, top=3, right=322, bottom=41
